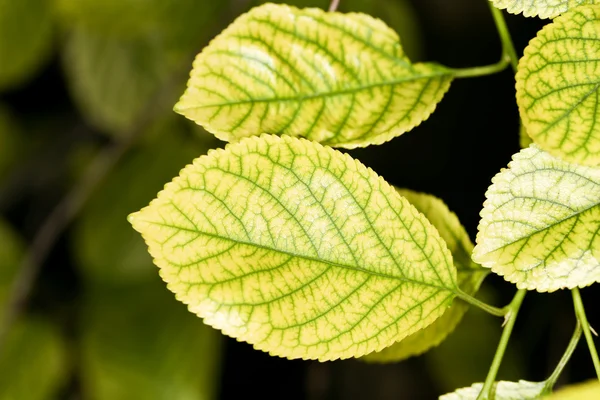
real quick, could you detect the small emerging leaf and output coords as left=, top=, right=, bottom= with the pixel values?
left=490, top=0, right=598, bottom=19
left=516, top=5, right=600, bottom=166
left=364, top=190, right=488, bottom=362
left=546, top=380, right=600, bottom=399
left=473, top=145, right=600, bottom=292
left=175, top=3, right=452, bottom=148
left=130, top=134, right=458, bottom=361
left=440, top=380, right=546, bottom=400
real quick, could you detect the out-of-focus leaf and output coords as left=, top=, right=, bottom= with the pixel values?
left=60, top=0, right=224, bottom=135
left=0, top=219, right=23, bottom=317
left=81, top=282, right=222, bottom=400
left=0, top=0, right=53, bottom=91
left=364, top=190, right=488, bottom=362
left=72, top=118, right=214, bottom=284
left=547, top=380, right=600, bottom=399
left=0, top=318, right=68, bottom=400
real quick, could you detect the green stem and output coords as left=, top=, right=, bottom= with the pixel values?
left=456, top=289, right=507, bottom=317
left=449, top=58, right=510, bottom=79
left=487, top=4, right=518, bottom=72
left=476, top=289, right=527, bottom=400
left=542, top=322, right=582, bottom=394
left=572, top=288, right=600, bottom=379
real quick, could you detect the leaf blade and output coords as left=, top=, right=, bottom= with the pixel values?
left=516, top=5, right=600, bottom=166
left=490, top=0, right=598, bottom=19
left=440, top=380, right=546, bottom=400
left=473, top=145, right=600, bottom=292
left=130, top=134, right=458, bottom=361
left=175, top=4, right=452, bottom=148
left=364, top=190, right=488, bottom=362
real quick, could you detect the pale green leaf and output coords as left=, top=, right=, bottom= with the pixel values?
left=130, top=134, right=458, bottom=361
left=490, top=0, right=598, bottom=18
left=0, top=0, right=53, bottom=91
left=546, top=380, right=600, bottom=399
left=364, top=190, right=488, bottom=362
left=81, top=282, right=221, bottom=400
left=473, top=145, right=600, bottom=292
left=516, top=5, right=600, bottom=166
left=0, top=318, right=68, bottom=400
left=175, top=3, right=452, bottom=148
left=72, top=118, right=214, bottom=283
left=440, top=380, right=546, bottom=400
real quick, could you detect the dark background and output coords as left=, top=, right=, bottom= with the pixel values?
left=0, top=0, right=597, bottom=399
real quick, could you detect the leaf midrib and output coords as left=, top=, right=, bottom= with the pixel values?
left=151, top=219, right=458, bottom=294
left=176, top=70, right=452, bottom=110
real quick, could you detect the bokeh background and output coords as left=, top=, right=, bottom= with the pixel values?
left=0, top=0, right=598, bottom=399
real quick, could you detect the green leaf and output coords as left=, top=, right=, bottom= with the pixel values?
left=516, top=5, right=600, bottom=166
left=130, top=134, right=458, bottom=361
left=473, top=145, right=600, bottom=292
left=61, top=0, right=224, bottom=136
left=81, top=282, right=221, bottom=400
left=0, top=0, right=53, bottom=91
left=0, top=318, right=68, bottom=400
left=72, top=118, right=213, bottom=284
left=175, top=3, right=452, bottom=148
left=490, top=0, right=598, bottom=18
left=363, top=190, right=488, bottom=362
left=439, top=380, right=546, bottom=400
left=546, top=380, right=600, bottom=399
left=520, top=124, right=533, bottom=149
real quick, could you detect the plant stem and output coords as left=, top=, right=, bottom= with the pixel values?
left=456, top=289, right=507, bottom=317
left=449, top=58, right=510, bottom=79
left=572, top=288, right=600, bottom=379
left=488, top=4, right=518, bottom=72
left=476, top=289, right=527, bottom=400
left=542, top=322, right=582, bottom=394
left=329, top=0, right=340, bottom=12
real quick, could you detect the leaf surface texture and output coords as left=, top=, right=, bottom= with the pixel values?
left=130, top=135, right=458, bottom=360
left=440, top=380, right=545, bottom=400
left=490, top=0, right=598, bottom=18
left=517, top=5, right=600, bottom=165
left=175, top=4, right=452, bottom=148
left=473, top=145, right=600, bottom=291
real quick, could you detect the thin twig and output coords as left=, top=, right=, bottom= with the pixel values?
left=329, top=0, right=340, bottom=12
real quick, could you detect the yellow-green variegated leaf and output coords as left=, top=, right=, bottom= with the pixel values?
left=440, top=380, right=546, bottom=400
left=546, top=380, right=600, bottom=399
left=490, top=0, right=598, bottom=18
left=175, top=4, right=453, bottom=148
left=516, top=5, right=600, bottom=166
left=473, top=145, right=600, bottom=291
left=130, top=134, right=458, bottom=361
left=364, top=190, right=488, bottom=362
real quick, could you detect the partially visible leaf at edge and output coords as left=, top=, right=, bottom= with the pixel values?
left=439, top=380, right=546, bottom=400
left=516, top=5, right=600, bottom=166
left=130, top=134, right=458, bottom=361
left=175, top=3, right=453, bottom=148
left=490, top=0, right=598, bottom=19
left=546, top=380, right=600, bottom=399
left=363, top=190, right=488, bottom=362
left=0, top=0, right=53, bottom=91
left=473, top=145, right=600, bottom=292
